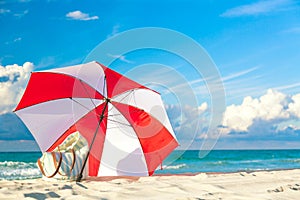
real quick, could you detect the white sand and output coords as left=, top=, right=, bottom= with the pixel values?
left=1, top=169, right=300, bottom=200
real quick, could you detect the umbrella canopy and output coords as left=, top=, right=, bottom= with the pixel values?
left=14, top=61, right=178, bottom=177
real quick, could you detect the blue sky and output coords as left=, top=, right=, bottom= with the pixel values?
left=1, top=0, right=300, bottom=151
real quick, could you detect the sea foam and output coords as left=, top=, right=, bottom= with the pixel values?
left=0, top=161, right=41, bottom=180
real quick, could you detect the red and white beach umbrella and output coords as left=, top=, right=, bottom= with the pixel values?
left=14, top=61, right=178, bottom=177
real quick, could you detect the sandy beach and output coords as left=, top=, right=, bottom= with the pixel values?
left=0, top=169, right=300, bottom=200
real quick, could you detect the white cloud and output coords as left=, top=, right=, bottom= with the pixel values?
left=221, top=0, right=295, bottom=17
left=0, top=62, right=33, bottom=114
left=5, top=37, right=22, bottom=45
left=288, top=94, right=300, bottom=118
left=168, top=66, right=259, bottom=101
left=222, top=89, right=300, bottom=134
left=107, top=53, right=133, bottom=63
left=0, top=7, right=28, bottom=18
left=165, top=102, right=214, bottom=150
left=14, top=9, right=28, bottom=18
left=0, top=8, right=10, bottom=14
left=274, top=82, right=300, bottom=91
left=198, top=102, right=208, bottom=114
left=107, top=24, right=120, bottom=38
left=282, top=27, right=300, bottom=34
left=166, top=103, right=209, bottom=143
left=13, top=37, right=22, bottom=42
left=222, top=66, right=258, bottom=82
left=66, top=10, right=99, bottom=21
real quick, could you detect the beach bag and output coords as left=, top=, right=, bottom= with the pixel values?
left=37, top=131, right=89, bottom=181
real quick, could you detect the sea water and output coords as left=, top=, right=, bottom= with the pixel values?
left=1, top=150, right=300, bottom=180
left=155, top=150, right=300, bottom=175
left=0, top=152, right=42, bottom=180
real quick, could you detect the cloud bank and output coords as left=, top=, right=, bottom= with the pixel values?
left=66, top=10, right=99, bottom=21
left=165, top=102, right=210, bottom=149
left=222, top=89, right=300, bottom=135
left=0, top=62, right=33, bottom=114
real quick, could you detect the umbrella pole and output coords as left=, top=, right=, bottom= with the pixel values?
left=76, top=99, right=109, bottom=182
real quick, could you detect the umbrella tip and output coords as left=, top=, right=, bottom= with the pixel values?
left=104, top=97, right=111, bottom=103
left=76, top=174, right=83, bottom=182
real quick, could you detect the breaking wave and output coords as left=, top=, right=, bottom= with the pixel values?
left=163, top=164, right=187, bottom=170
left=0, top=161, right=41, bottom=180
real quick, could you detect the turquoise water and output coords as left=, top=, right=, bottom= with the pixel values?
left=0, top=152, right=42, bottom=180
left=155, top=150, right=300, bottom=175
left=1, top=150, right=300, bottom=180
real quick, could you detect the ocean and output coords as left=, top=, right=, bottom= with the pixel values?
left=1, top=150, right=300, bottom=180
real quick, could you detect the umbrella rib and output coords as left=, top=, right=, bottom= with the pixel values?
left=112, top=89, right=134, bottom=105
left=79, top=79, right=98, bottom=109
left=106, top=109, right=142, bottom=117
left=106, top=90, right=134, bottom=114
left=103, top=76, right=106, bottom=97
left=132, top=90, right=138, bottom=107
left=70, top=98, right=102, bottom=118
left=107, top=118, right=132, bottom=127
left=106, top=104, right=115, bottom=114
